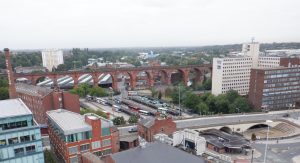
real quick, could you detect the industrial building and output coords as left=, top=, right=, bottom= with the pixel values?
left=46, top=109, right=119, bottom=163
left=15, top=83, right=80, bottom=134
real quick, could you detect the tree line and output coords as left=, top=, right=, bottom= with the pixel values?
left=166, top=84, right=254, bottom=115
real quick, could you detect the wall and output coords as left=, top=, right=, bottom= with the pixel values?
left=248, top=69, right=265, bottom=109
left=62, top=92, right=80, bottom=113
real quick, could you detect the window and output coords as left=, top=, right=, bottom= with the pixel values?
left=102, top=139, right=111, bottom=147
left=25, top=145, right=35, bottom=154
left=92, top=141, right=101, bottom=149
left=93, top=151, right=102, bottom=156
left=20, top=135, right=31, bottom=143
left=0, top=139, right=6, bottom=146
left=102, top=148, right=112, bottom=156
left=69, top=156, right=78, bottom=163
left=14, top=147, right=25, bottom=157
left=80, top=144, right=90, bottom=152
left=68, top=146, right=78, bottom=155
left=8, top=137, right=19, bottom=145
left=31, top=135, right=36, bottom=140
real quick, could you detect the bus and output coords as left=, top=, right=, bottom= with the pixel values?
left=158, top=107, right=168, bottom=115
left=128, top=105, right=139, bottom=111
left=96, top=98, right=108, bottom=105
left=138, top=110, right=150, bottom=115
left=128, top=91, right=138, bottom=96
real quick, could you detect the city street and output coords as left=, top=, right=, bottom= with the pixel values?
left=252, top=140, right=300, bottom=163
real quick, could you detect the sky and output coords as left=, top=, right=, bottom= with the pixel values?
left=1, top=0, right=300, bottom=49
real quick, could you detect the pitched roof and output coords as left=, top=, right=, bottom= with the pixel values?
left=139, top=117, right=155, bottom=128
left=111, top=142, right=206, bottom=163
left=0, top=98, right=32, bottom=119
left=16, top=83, right=53, bottom=97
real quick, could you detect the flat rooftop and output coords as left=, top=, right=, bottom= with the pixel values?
left=47, top=109, right=112, bottom=135
left=111, top=142, right=206, bottom=163
left=0, top=98, right=32, bottom=119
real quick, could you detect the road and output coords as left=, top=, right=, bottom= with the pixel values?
left=175, top=109, right=300, bottom=129
left=252, top=140, right=300, bottom=163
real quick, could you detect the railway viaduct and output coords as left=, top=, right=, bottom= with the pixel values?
left=13, top=64, right=212, bottom=90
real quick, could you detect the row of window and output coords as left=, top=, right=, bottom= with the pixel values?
left=0, top=135, right=36, bottom=146
left=68, top=139, right=111, bottom=155
left=263, top=86, right=300, bottom=93
left=13, top=145, right=36, bottom=158
left=265, top=68, right=300, bottom=74
left=0, top=120, right=29, bottom=131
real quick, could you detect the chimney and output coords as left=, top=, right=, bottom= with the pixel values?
left=4, top=48, right=17, bottom=99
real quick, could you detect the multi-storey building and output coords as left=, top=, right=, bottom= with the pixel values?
left=138, top=117, right=176, bottom=142
left=16, top=83, right=80, bottom=134
left=248, top=66, right=300, bottom=110
left=212, top=41, right=300, bottom=96
left=46, top=109, right=119, bottom=163
left=42, top=49, right=64, bottom=72
left=0, top=99, right=44, bottom=162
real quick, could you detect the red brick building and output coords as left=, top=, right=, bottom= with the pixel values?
left=15, top=83, right=80, bottom=134
left=47, top=109, right=119, bottom=163
left=138, top=117, right=176, bottom=142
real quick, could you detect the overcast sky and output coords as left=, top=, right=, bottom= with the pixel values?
left=1, top=0, right=300, bottom=49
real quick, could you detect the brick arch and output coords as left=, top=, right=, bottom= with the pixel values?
left=158, top=69, right=171, bottom=85
left=176, top=68, right=189, bottom=86
left=191, top=68, right=205, bottom=84
left=136, top=70, right=154, bottom=87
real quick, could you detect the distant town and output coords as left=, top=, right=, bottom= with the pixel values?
left=0, top=41, right=300, bottom=163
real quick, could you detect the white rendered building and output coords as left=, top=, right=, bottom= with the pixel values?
left=212, top=42, right=282, bottom=96
left=42, top=49, right=64, bottom=71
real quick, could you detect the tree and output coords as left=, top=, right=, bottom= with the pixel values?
left=69, top=83, right=91, bottom=97
left=44, top=149, right=56, bottom=163
left=251, top=133, right=257, bottom=141
left=203, top=78, right=212, bottom=90
left=80, top=108, right=107, bottom=119
left=113, top=116, right=126, bottom=125
left=128, top=115, right=139, bottom=124
left=158, top=91, right=162, bottom=100
left=0, top=77, right=9, bottom=100
left=183, top=92, right=201, bottom=109
left=195, top=102, right=209, bottom=115
left=0, top=87, right=9, bottom=100
left=89, top=86, right=107, bottom=97
left=226, top=90, right=239, bottom=103
left=56, top=64, right=67, bottom=71
left=215, top=94, right=230, bottom=114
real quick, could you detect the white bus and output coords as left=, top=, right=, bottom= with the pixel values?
left=158, top=107, right=168, bottom=114
left=138, top=110, right=150, bottom=115
left=96, top=98, right=108, bottom=105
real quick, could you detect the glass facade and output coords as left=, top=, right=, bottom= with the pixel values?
left=0, top=115, right=44, bottom=163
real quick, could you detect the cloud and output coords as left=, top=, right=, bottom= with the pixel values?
left=0, top=0, right=300, bottom=49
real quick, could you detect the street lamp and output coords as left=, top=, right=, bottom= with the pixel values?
left=263, top=120, right=273, bottom=163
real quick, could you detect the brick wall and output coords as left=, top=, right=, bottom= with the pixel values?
left=62, top=92, right=80, bottom=113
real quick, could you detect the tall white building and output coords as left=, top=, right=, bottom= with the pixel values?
left=42, top=49, right=64, bottom=71
left=212, top=42, right=282, bottom=96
